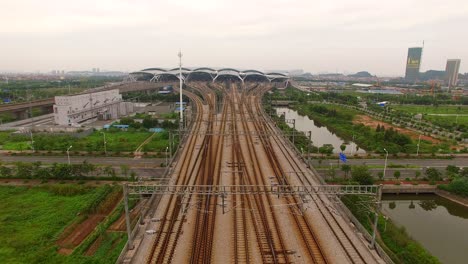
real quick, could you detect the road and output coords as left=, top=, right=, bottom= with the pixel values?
left=4, top=154, right=465, bottom=169
left=312, top=157, right=467, bottom=168
left=0, top=155, right=165, bottom=167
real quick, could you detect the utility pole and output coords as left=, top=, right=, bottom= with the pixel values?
left=123, top=184, right=134, bottom=249
left=28, top=89, right=35, bottom=152
left=292, top=119, right=296, bottom=146
left=101, top=131, right=107, bottom=155
left=67, top=145, right=72, bottom=165
left=370, top=184, right=383, bottom=249
left=383, top=148, right=389, bottom=179
left=165, top=146, right=169, bottom=167
left=416, top=134, right=421, bottom=156
left=178, top=50, right=183, bottom=128
left=307, top=131, right=312, bottom=167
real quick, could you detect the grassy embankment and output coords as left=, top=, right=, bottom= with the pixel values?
left=291, top=103, right=449, bottom=154
left=0, top=184, right=126, bottom=263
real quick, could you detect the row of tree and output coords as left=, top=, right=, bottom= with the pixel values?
left=0, top=161, right=136, bottom=180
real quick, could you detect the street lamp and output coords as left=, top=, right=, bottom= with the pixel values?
left=67, top=145, right=73, bottom=165
left=165, top=146, right=169, bottom=167
left=383, top=148, right=389, bottom=179
left=416, top=134, right=421, bottom=156
left=30, top=131, right=35, bottom=152
left=101, top=131, right=107, bottom=155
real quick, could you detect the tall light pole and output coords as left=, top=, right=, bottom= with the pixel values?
left=101, top=131, right=107, bottom=155
left=67, top=145, right=72, bottom=165
left=178, top=50, right=183, bottom=128
left=416, top=134, right=421, bottom=156
left=165, top=146, right=169, bottom=167
left=383, top=148, right=388, bottom=179
left=28, top=89, right=35, bottom=152
left=30, top=131, right=35, bottom=152
left=307, top=131, right=312, bottom=168
left=292, top=119, right=296, bottom=146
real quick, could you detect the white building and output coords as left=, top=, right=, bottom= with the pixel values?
left=54, top=89, right=133, bottom=126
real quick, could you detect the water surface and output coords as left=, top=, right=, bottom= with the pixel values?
left=275, top=107, right=365, bottom=154
left=382, top=194, right=468, bottom=264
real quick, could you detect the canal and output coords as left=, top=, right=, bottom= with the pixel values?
left=275, top=107, right=366, bottom=154
left=382, top=194, right=468, bottom=264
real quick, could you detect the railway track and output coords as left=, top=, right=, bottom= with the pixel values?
left=249, top=84, right=378, bottom=264
left=136, top=81, right=381, bottom=264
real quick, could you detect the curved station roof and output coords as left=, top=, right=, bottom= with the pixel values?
left=130, top=67, right=289, bottom=82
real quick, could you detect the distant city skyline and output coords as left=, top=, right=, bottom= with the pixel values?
left=1, top=0, right=467, bottom=76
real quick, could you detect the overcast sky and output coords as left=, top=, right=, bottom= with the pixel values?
left=1, top=0, right=467, bottom=76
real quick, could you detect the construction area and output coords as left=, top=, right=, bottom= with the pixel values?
left=120, top=81, right=387, bottom=264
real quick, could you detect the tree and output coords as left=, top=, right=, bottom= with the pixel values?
left=129, top=170, right=137, bottom=182
left=394, top=171, right=401, bottom=181
left=0, top=166, right=12, bottom=178
left=15, top=162, right=33, bottom=178
left=415, top=171, right=421, bottom=180
left=341, top=164, right=351, bottom=179
left=425, top=167, right=441, bottom=181
left=377, top=171, right=384, bottom=181
left=319, top=144, right=334, bottom=156
left=104, top=165, right=116, bottom=179
left=351, top=165, right=374, bottom=185
left=461, top=167, right=468, bottom=177
left=446, top=165, right=460, bottom=178
left=340, top=144, right=346, bottom=153
left=120, top=164, right=130, bottom=177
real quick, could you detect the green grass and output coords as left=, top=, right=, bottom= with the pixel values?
left=0, top=131, right=13, bottom=145
left=142, top=132, right=172, bottom=152
left=0, top=185, right=124, bottom=263
left=0, top=130, right=171, bottom=152
left=392, top=105, right=468, bottom=115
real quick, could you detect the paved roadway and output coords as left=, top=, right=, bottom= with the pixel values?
left=311, top=157, right=467, bottom=168
left=0, top=155, right=165, bottom=167
left=2, top=155, right=465, bottom=169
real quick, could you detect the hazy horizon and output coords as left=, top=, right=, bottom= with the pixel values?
left=1, top=0, right=467, bottom=76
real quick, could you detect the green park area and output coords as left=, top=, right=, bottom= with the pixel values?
left=0, top=184, right=126, bottom=263
left=391, top=105, right=468, bottom=130
left=0, top=129, right=175, bottom=153
left=0, top=109, right=179, bottom=155
left=292, top=103, right=448, bottom=154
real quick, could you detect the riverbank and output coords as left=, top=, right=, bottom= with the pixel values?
left=381, top=194, right=468, bottom=264
left=381, top=184, right=468, bottom=208
left=435, top=189, right=468, bottom=207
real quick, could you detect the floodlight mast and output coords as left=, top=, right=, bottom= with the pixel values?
left=178, top=50, right=183, bottom=127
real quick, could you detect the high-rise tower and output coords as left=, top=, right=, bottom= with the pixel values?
left=405, top=47, right=423, bottom=83
left=445, top=59, right=461, bottom=88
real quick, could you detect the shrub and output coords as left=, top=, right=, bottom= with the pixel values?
left=438, top=178, right=468, bottom=197
left=425, top=168, right=441, bottom=181
left=351, top=165, right=374, bottom=185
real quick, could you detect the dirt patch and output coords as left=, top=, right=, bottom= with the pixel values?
left=354, top=115, right=441, bottom=144
left=57, top=248, right=73, bottom=255
left=56, top=190, right=122, bottom=254
left=84, top=234, right=104, bottom=256
left=57, top=214, right=106, bottom=251
left=108, top=201, right=142, bottom=232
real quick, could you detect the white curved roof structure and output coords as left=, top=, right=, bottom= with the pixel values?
left=131, top=67, right=289, bottom=83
